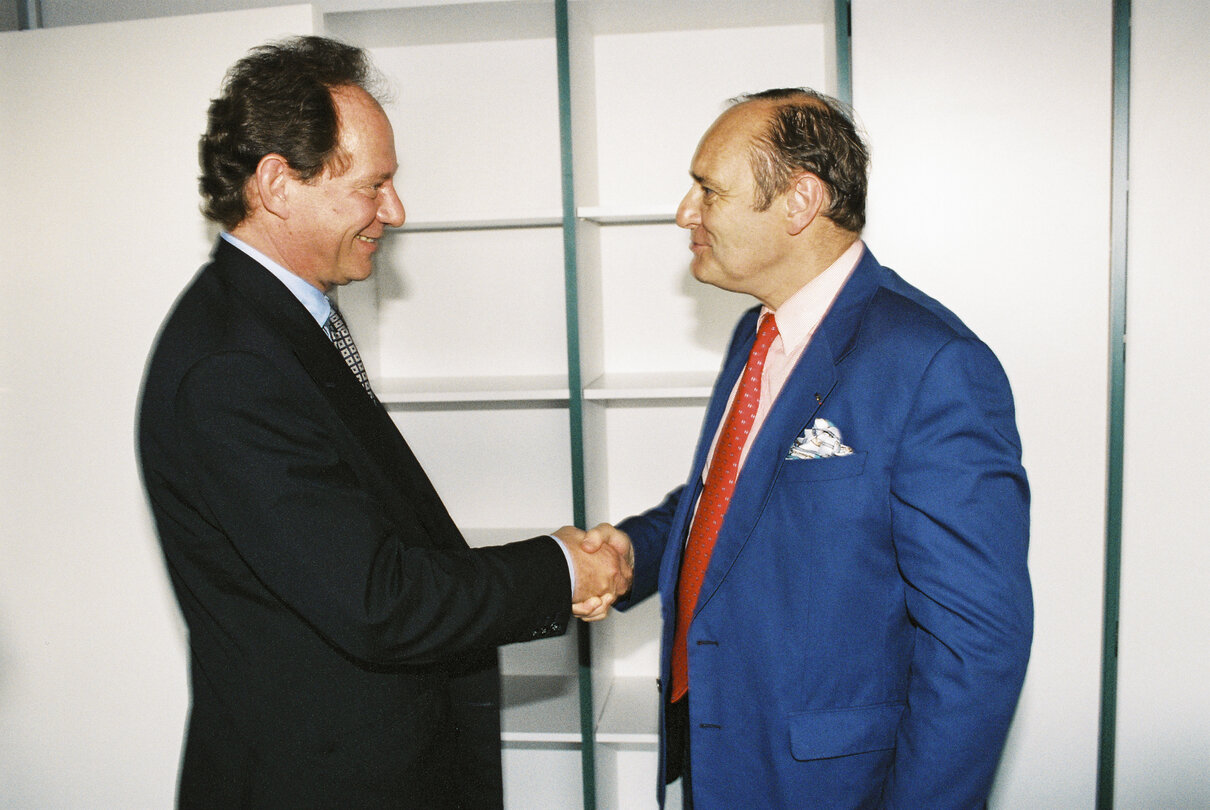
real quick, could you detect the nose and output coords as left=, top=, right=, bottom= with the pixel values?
left=379, top=183, right=406, bottom=228
left=675, top=187, right=699, bottom=230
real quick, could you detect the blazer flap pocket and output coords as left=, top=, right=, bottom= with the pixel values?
left=780, top=451, right=868, bottom=482
left=789, top=702, right=904, bottom=761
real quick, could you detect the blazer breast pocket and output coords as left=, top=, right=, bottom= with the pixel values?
left=778, top=451, right=868, bottom=483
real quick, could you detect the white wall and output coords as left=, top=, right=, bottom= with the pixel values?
left=1116, top=0, right=1210, bottom=805
left=852, top=0, right=1113, bottom=805
left=4, top=1, right=1209, bottom=807
left=0, top=6, right=318, bottom=807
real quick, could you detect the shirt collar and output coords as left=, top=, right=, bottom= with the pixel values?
left=765, top=239, right=865, bottom=354
left=220, top=232, right=332, bottom=327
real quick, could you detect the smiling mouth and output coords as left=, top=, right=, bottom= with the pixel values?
left=355, top=234, right=379, bottom=245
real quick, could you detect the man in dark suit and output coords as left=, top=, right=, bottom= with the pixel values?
left=138, top=36, right=630, bottom=809
left=582, top=88, right=1032, bottom=808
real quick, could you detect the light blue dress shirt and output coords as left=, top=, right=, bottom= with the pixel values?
left=221, top=232, right=331, bottom=328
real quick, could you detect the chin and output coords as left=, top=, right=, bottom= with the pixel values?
left=342, top=264, right=375, bottom=284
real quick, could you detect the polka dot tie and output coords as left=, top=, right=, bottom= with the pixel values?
left=671, top=313, right=778, bottom=702
left=325, top=303, right=379, bottom=404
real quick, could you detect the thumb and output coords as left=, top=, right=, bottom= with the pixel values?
left=579, top=527, right=604, bottom=553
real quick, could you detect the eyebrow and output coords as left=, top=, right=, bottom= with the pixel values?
left=361, top=168, right=397, bottom=185
left=691, top=171, right=725, bottom=192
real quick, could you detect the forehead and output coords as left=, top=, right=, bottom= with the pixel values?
left=691, top=104, right=767, bottom=185
left=331, top=86, right=397, bottom=174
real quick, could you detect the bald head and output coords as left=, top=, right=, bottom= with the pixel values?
left=727, top=88, right=869, bottom=234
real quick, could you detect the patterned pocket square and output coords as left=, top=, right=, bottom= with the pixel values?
left=787, top=418, right=855, bottom=460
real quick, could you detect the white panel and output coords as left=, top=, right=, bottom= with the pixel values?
left=852, top=1, right=1111, bottom=806
left=501, top=745, right=583, bottom=810
left=598, top=223, right=751, bottom=376
left=363, top=228, right=568, bottom=379
left=330, top=4, right=562, bottom=223
left=388, top=407, right=573, bottom=529
left=569, top=5, right=830, bottom=386
left=588, top=23, right=827, bottom=210
left=1116, top=1, right=1210, bottom=806
left=597, top=743, right=678, bottom=810
left=0, top=7, right=317, bottom=808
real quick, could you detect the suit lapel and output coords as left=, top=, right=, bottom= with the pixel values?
left=210, top=241, right=463, bottom=544
left=690, top=247, right=886, bottom=613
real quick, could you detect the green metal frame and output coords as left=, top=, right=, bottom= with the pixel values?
left=1098, top=0, right=1131, bottom=806
left=553, top=2, right=596, bottom=808
left=834, top=0, right=853, bottom=105
left=17, top=0, right=41, bottom=29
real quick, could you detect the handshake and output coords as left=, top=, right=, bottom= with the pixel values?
left=553, top=524, right=633, bottom=623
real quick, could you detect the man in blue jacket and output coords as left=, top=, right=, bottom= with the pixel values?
left=585, top=88, right=1032, bottom=808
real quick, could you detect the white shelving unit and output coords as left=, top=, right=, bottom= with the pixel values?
left=325, top=1, right=839, bottom=805
left=327, top=2, right=839, bottom=804
left=564, top=2, right=838, bottom=805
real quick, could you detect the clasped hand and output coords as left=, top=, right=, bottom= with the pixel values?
left=553, top=524, right=634, bottom=622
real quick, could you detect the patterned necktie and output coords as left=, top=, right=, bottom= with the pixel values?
left=670, top=313, right=779, bottom=702
left=324, top=303, right=378, bottom=403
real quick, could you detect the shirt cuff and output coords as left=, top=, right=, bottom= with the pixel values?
left=550, top=535, right=576, bottom=599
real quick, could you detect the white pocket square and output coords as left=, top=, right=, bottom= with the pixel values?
left=787, top=418, right=854, bottom=460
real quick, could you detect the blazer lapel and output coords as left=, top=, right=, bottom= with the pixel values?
left=210, top=241, right=463, bottom=544
left=691, top=247, right=886, bottom=612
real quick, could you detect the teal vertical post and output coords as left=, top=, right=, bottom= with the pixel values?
left=1098, top=0, right=1130, bottom=807
left=18, top=0, right=42, bottom=29
left=834, top=0, right=852, bottom=105
left=553, top=1, right=596, bottom=808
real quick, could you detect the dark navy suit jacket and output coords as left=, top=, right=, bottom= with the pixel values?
left=618, top=246, right=1032, bottom=809
left=138, top=239, right=571, bottom=808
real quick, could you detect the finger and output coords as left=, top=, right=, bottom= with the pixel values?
left=593, top=523, right=633, bottom=564
left=572, top=596, right=602, bottom=616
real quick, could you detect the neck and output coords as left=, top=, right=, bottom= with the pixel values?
left=230, top=218, right=330, bottom=293
left=762, top=226, right=859, bottom=310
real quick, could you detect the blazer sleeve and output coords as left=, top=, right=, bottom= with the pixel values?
left=614, top=485, right=686, bottom=609
left=883, top=336, right=1033, bottom=808
left=173, top=349, right=571, bottom=667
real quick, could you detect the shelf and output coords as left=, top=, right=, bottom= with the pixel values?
left=373, top=373, right=718, bottom=404
left=374, top=375, right=570, bottom=405
left=568, top=0, right=831, bottom=34
left=583, top=371, right=717, bottom=401
left=576, top=207, right=676, bottom=225
left=397, top=214, right=565, bottom=233
left=594, top=675, right=659, bottom=745
left=501, top=674, right=584, bottom=745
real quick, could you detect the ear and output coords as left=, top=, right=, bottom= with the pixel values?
left=785, top=172, right=827, bottom=236
left=250, top=153, right=294, bottom=221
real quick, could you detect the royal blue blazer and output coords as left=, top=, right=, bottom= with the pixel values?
left=617, top=246, right=1033, bottom=809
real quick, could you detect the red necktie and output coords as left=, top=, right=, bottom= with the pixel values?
left=671, top=313, right=779, bottom=702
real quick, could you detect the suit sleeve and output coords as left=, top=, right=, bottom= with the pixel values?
left=883, top=336, right=1033, bottom=808
left=174, top=350, right=571, bottom=667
